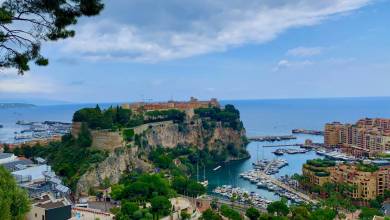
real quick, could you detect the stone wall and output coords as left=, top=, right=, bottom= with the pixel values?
left=91, top=130, right=124, bottom=151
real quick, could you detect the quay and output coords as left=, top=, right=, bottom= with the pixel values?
left=257, top=172, right=318, bottom=204
left=248, top=135, right=297, bottom=142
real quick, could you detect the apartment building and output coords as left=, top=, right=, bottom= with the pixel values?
left=302, top=160, right=390, bottom=201
left=324, top=122, right=343, bottom=147
left=324, top=118, right=390, bottom=156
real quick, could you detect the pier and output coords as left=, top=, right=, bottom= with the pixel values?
left=263, top=144, right=300, bottom=148
left=248, top=135, right=297, bottom=142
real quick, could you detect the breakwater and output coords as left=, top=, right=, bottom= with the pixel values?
left=248, top=135, right=297, bottom=142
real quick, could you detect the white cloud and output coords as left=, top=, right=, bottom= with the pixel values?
left=287, top=47, right=324, bottom=57
left=61, top=0, right=373, bottom=62
left=0, top=74, right=56, bottom=93
left=273, top=59, right=313, bottom=71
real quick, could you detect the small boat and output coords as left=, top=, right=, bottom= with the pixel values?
left=0, top=124, right=3, bottom=128
left=273, top=149, right=284, bottom=156
left=213, top=166, right=221, bottom=171
left=199, top=180, right=209, bottom=187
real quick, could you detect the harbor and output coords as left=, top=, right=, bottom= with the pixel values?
left=205, top=133, right=324, bottom=202
left=0, top=121, right=71, bottom=144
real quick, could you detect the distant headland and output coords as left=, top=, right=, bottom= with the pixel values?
left=0, top=103, right=36, bottom=109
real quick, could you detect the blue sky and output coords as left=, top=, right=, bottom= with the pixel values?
left=0, top=0, right=389, bottom=104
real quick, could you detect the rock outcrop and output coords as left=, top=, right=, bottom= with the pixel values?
left=144, top=119, right=247, bottom=155
left=76, top=146, right=152, bottom=195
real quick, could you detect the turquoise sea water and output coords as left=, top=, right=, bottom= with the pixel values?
left=2, top=97, right=390, bottom=200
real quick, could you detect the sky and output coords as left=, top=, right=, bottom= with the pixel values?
left=0, top=0, right=390, bottom=104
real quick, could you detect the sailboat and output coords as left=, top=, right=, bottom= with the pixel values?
left=198, top=163, right=209, bottom=187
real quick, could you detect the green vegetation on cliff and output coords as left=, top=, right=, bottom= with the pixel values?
left=73, top=105, right=133, bottom=129
left=110, top=171, right=205, bottom=219
left=0, top=166, right=30, bottom=220
left=195, top=104, right=243, bottom=130
left=73, top=105, right=186, bottom=130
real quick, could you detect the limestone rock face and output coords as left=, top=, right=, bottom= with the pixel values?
left=144, top=119, right=247, bottom=155
left=76, top=119, right=247, bottom=195
left=76, top=146, right=151, bottom=196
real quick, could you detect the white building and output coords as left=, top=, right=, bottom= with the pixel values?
left=12, top=164, right=51, bottom=183
left=0, top=153, right=17, bottom=164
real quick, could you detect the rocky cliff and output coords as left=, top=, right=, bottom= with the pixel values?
left=76, top=146, right=152, bottom=195
left=143, top=119, right=247, bottom=158
left=75, top=109, right=248, bottom=195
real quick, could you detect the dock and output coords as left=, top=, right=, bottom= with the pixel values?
left=248, top=135, right=297, bottom=142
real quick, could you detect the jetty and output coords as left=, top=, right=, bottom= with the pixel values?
left=292, top=129, right=323, bottom=136
left=248, top=135, right=297, bottom=142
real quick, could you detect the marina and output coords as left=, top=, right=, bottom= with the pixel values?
left=252, top=159, right=288, bottom=175
left=11, top=121, right=71, bottom=143
left=239, top=169, right=316, bottom=204
left=205, top=133, right=324, bottom=202
left=213, top=185, right=272, bottom=209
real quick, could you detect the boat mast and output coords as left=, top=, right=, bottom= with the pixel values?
left=197, top=162, right=199, bottom=182
left=203, top=165, right=206, bottom=181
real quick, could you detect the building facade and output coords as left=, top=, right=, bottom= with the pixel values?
left=302, top=160, right=390, bottom=201
left=324, top=118, right=390, bottom=156
left=121, top=97, right=220, bottom=113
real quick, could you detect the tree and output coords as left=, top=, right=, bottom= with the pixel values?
left=180, top=210, right=191, bottom=220
left=77, top=122, right=92, bottom=147
left=309, top=208, right=336, bottom=220
left=201, top=209, right=222, bottom=220
left=290, top=206, right=310, bottom=220
left=359, top=207, right=382, bottom=220
left=220, top=204, right=242, bottom=220
left=119, top=201, right=139, bottom=219
left=267, top=200, right=289, bottom=216
left=151, top=196, right=171, bottom=218
left=246, top=207, right=260, bottom=220
left=0, top=0, right=104, bottom=74
left=0, top=166, right=30, bottom=220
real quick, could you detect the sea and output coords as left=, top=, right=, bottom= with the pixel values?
left=2, top=97, right=390, bottom=201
